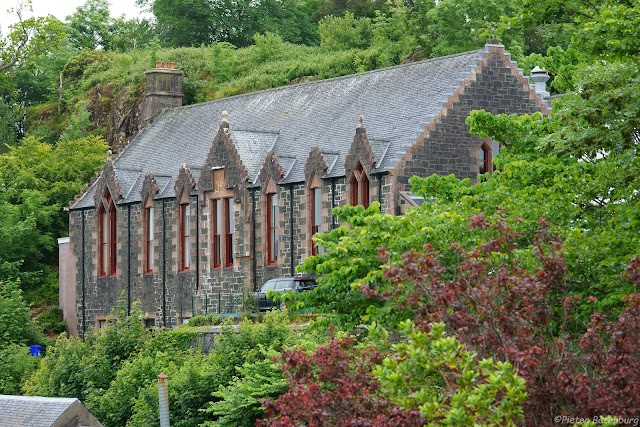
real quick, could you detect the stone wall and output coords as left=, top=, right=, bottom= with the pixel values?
left=394, top=45, right=546, bottom=199
left=69, top=46, right=546, bottom=334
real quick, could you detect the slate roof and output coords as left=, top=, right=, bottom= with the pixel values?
left=0, top=394, right=102, bottom=427
left=72, top=47, right=501, bottom=209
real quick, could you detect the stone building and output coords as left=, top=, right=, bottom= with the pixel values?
left=61, top=43, right=549, bottom=337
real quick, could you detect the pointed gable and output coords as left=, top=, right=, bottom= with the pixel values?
left=174, top=164, right=197, bottom=199
left=198, top=112, right=250, bottom=200
left=259, top=150, right=285, bottom=190
left=93, top=158, right=123, bottom=204
left=140, top=171, right=160, bottom=203
left=304, top=145, right=329, bottom=183
left=70, top=44, right=547, bottom=210
left=345, top=115, right=376, bottom=179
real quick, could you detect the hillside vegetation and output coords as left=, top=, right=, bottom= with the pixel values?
left=1, top=0, right=639, bottom=425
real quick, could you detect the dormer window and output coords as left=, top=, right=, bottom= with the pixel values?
left=350, top=161, right=369, bottom=207
left=98, top=192, right=117, bottom=276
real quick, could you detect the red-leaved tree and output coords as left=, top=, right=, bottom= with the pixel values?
left=363, top=212, right=640, bottom=425
left=561, top=255, right=640, bottom=417
left=258, top=333, right=423, bottom=427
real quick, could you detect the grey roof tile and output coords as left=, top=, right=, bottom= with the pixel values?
left=278, top=155, right=299, bottom=184
left=72, top=49, right=485, bottom=209
left=322, top=152, right=340, bottom=176
left=369, top=138, right=391, bottom=173
left=230, top=130, right=279, bottom=184
left=0, top=394, right=102, bottom=427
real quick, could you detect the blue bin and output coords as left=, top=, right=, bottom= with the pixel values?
left=29, top=345, right=41, bottom=357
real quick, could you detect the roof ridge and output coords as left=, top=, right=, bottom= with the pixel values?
left=168, top=49, right=484, bottom=112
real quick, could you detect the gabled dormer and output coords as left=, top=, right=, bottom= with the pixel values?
left=344, top=116, right=375, bottom=207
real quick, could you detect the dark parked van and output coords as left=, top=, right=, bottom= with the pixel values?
left=257, top=277, right=317, bottom=311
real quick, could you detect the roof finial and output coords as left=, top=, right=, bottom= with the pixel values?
left=358, top=115, right=364, bottom=128
left=222, top=110, right=229, bottom=124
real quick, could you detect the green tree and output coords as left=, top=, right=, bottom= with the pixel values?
left=0, top=279, right=40, bottom=346
left=0, top=1, right=66, bottom=72
left=151, top=0, right=317, bottom=47
left=0, top=135, right=106, bottom=300
left=313, top=0, right=390, bottom=20
left=109, top=16, right=157, bottom=52
left=25, top=302, right=148, bottom=401
left=0, top=344, right=39, bottom=394
left=203, top=353, right=287, bottom=427
left=374, top=322, right=527, bottom=425
left=128, top=312, right=296, bottom=427
left=65, top=0, right=113, bottom=50
left=153, top=0, right=214, bottom=47
left=318, top=12, right=372, bottom=50
left=420, top=0, right=520, bottom=58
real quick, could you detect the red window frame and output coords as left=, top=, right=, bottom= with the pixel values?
left=311, top=187, right=321, bottom=256
left=267, top=193, right=278, bottom=264
left=361, top=175, right=370, bottom=208
left=212, top=197, right=234, bottom=268
left=109, top=208, right=117, bottom=275
left=98, top=206, right=107, bottom=276
left=144, top=205, right=154, bottom=273
left=350, top=179, right=358, bottom=206
left=180, top=201, right=191, bottom=271
left=480, top=143, right=491, bottom=175
left=212, top=199, right=222, bottom=268
left=350, top=162, right=369, bottom=207
left=224, top=198, right=234, bottom=267
left=98, top=193, right=117, bottom=276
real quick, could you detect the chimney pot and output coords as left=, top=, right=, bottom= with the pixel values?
left=143, top=62, right=184, bottom=124
left=530, top=66, right=550, bottom=99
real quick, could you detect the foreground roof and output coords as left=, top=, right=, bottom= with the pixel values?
left=0, top=395, right=103, bottom=427
left=72, top=47, right=499, bottom=209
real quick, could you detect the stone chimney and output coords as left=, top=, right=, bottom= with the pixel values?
left=530, top=66, right=550, bottom=99
left=142, top=61, right=183, bottom=125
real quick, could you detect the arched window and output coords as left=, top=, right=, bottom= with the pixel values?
left=144, top=197, right=155, bottom=273
left=179, top=192, right=191, bottom=271
left=479, top=143, right=492, bottom=175
left=210, top=168, right=234, bottom=268
left=266, top=191, right=279, bottom=264
left=350, top=161, right=369, bottom=207
left=308, top=176, right=323, bottom=255
left=98, top=192, right=117, bottom=276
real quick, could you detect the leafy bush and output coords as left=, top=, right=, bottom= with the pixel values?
left=24, top=333, right=92, bottom=398
left=203, top=351, right=287, bottom=427
left=259, top=332, right=423, bottom=427
left=374, top=322, right=526, bottom=425
left=187, top=314, right=223, bottom=327
left=0, top=344, right=40, bottom=394
left=128, top=312, right=297, bottom=427
left=318, top=13, right=373, bottom=50
left=35, top=306, right=66, bottom=335
left=25, top=302, right=147, bottom=402
left=89, top=351, right=192, bottom=427
left=0, top=280, right=42, bottom=347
